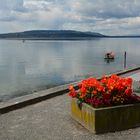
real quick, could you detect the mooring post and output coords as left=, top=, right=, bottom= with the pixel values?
left=124, top=51, right=126, bottom=69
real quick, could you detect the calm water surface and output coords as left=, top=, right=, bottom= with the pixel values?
left=0, top=38, right=140, bottom=101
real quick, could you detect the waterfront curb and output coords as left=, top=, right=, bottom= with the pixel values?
left=116, top=66, right=140, bottom=76
left=0, top=66, right=140, bottom=114
left=0, top=84, right=73, bottom=114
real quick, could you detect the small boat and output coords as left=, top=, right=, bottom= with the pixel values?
left=104, top=52, right=115, bottom=59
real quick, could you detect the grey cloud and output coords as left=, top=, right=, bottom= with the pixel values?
left=71, top=0, right=140, bottom=19
left=0, top=16, right=16, bottom=22
left=24, top=0, right=53, bottom=11
left=0, top=0, right=28, bottom=22
left=0, top=0, right=140, bottom=35
left=0, top=0, right=26, bottom=12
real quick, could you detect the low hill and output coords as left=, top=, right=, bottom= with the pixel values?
left=0, top=30, right=106, bottom=40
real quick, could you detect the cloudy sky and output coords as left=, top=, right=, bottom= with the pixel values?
left=0, top=0, right=140, bottom=35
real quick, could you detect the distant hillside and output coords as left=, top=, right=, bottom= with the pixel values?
left=0, top=30, right=106, bottom=40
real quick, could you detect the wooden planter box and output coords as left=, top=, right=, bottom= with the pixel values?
left=71, top=98, right=140, bottom=134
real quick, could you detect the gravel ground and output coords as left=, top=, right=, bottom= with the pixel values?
left=0, top=94, right=140, bottom=140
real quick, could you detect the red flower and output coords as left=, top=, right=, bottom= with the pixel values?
left=78, top=83, right=82, bottom=88
left=92, top=90, right=97, bottom=95
left=68, top=74, right=140, bottom=107
left=124, top=88, right=132, bottom=96
left=68, top=85, right=77, bottom=97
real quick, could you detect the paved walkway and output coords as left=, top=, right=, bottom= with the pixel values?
left=129, top=72, right=140, bottom=81
left=0, top=94, right=140, bottom=140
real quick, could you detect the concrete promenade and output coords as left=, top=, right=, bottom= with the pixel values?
left=1, top=67, right=140, bottom=140
left=0, top=94, right=140, bottom=140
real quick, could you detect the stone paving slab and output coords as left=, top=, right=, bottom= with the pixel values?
left=0, top=94, right=140, bottom=140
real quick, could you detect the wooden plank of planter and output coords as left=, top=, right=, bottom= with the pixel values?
left=71, top=98, right=140, bottom=134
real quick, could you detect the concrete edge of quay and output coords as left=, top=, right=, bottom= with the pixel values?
left=0, top=65, right=140, bottom=114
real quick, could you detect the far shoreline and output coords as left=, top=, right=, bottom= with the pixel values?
left=1, top=36, right=140, bottom=41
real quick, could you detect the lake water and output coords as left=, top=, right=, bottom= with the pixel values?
left=0, top=38, right=140, bottom=101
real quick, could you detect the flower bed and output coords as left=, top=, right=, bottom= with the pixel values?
left=69, top=74, right=140, bottom=108
left=69, top=74, right=140, bottom=133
